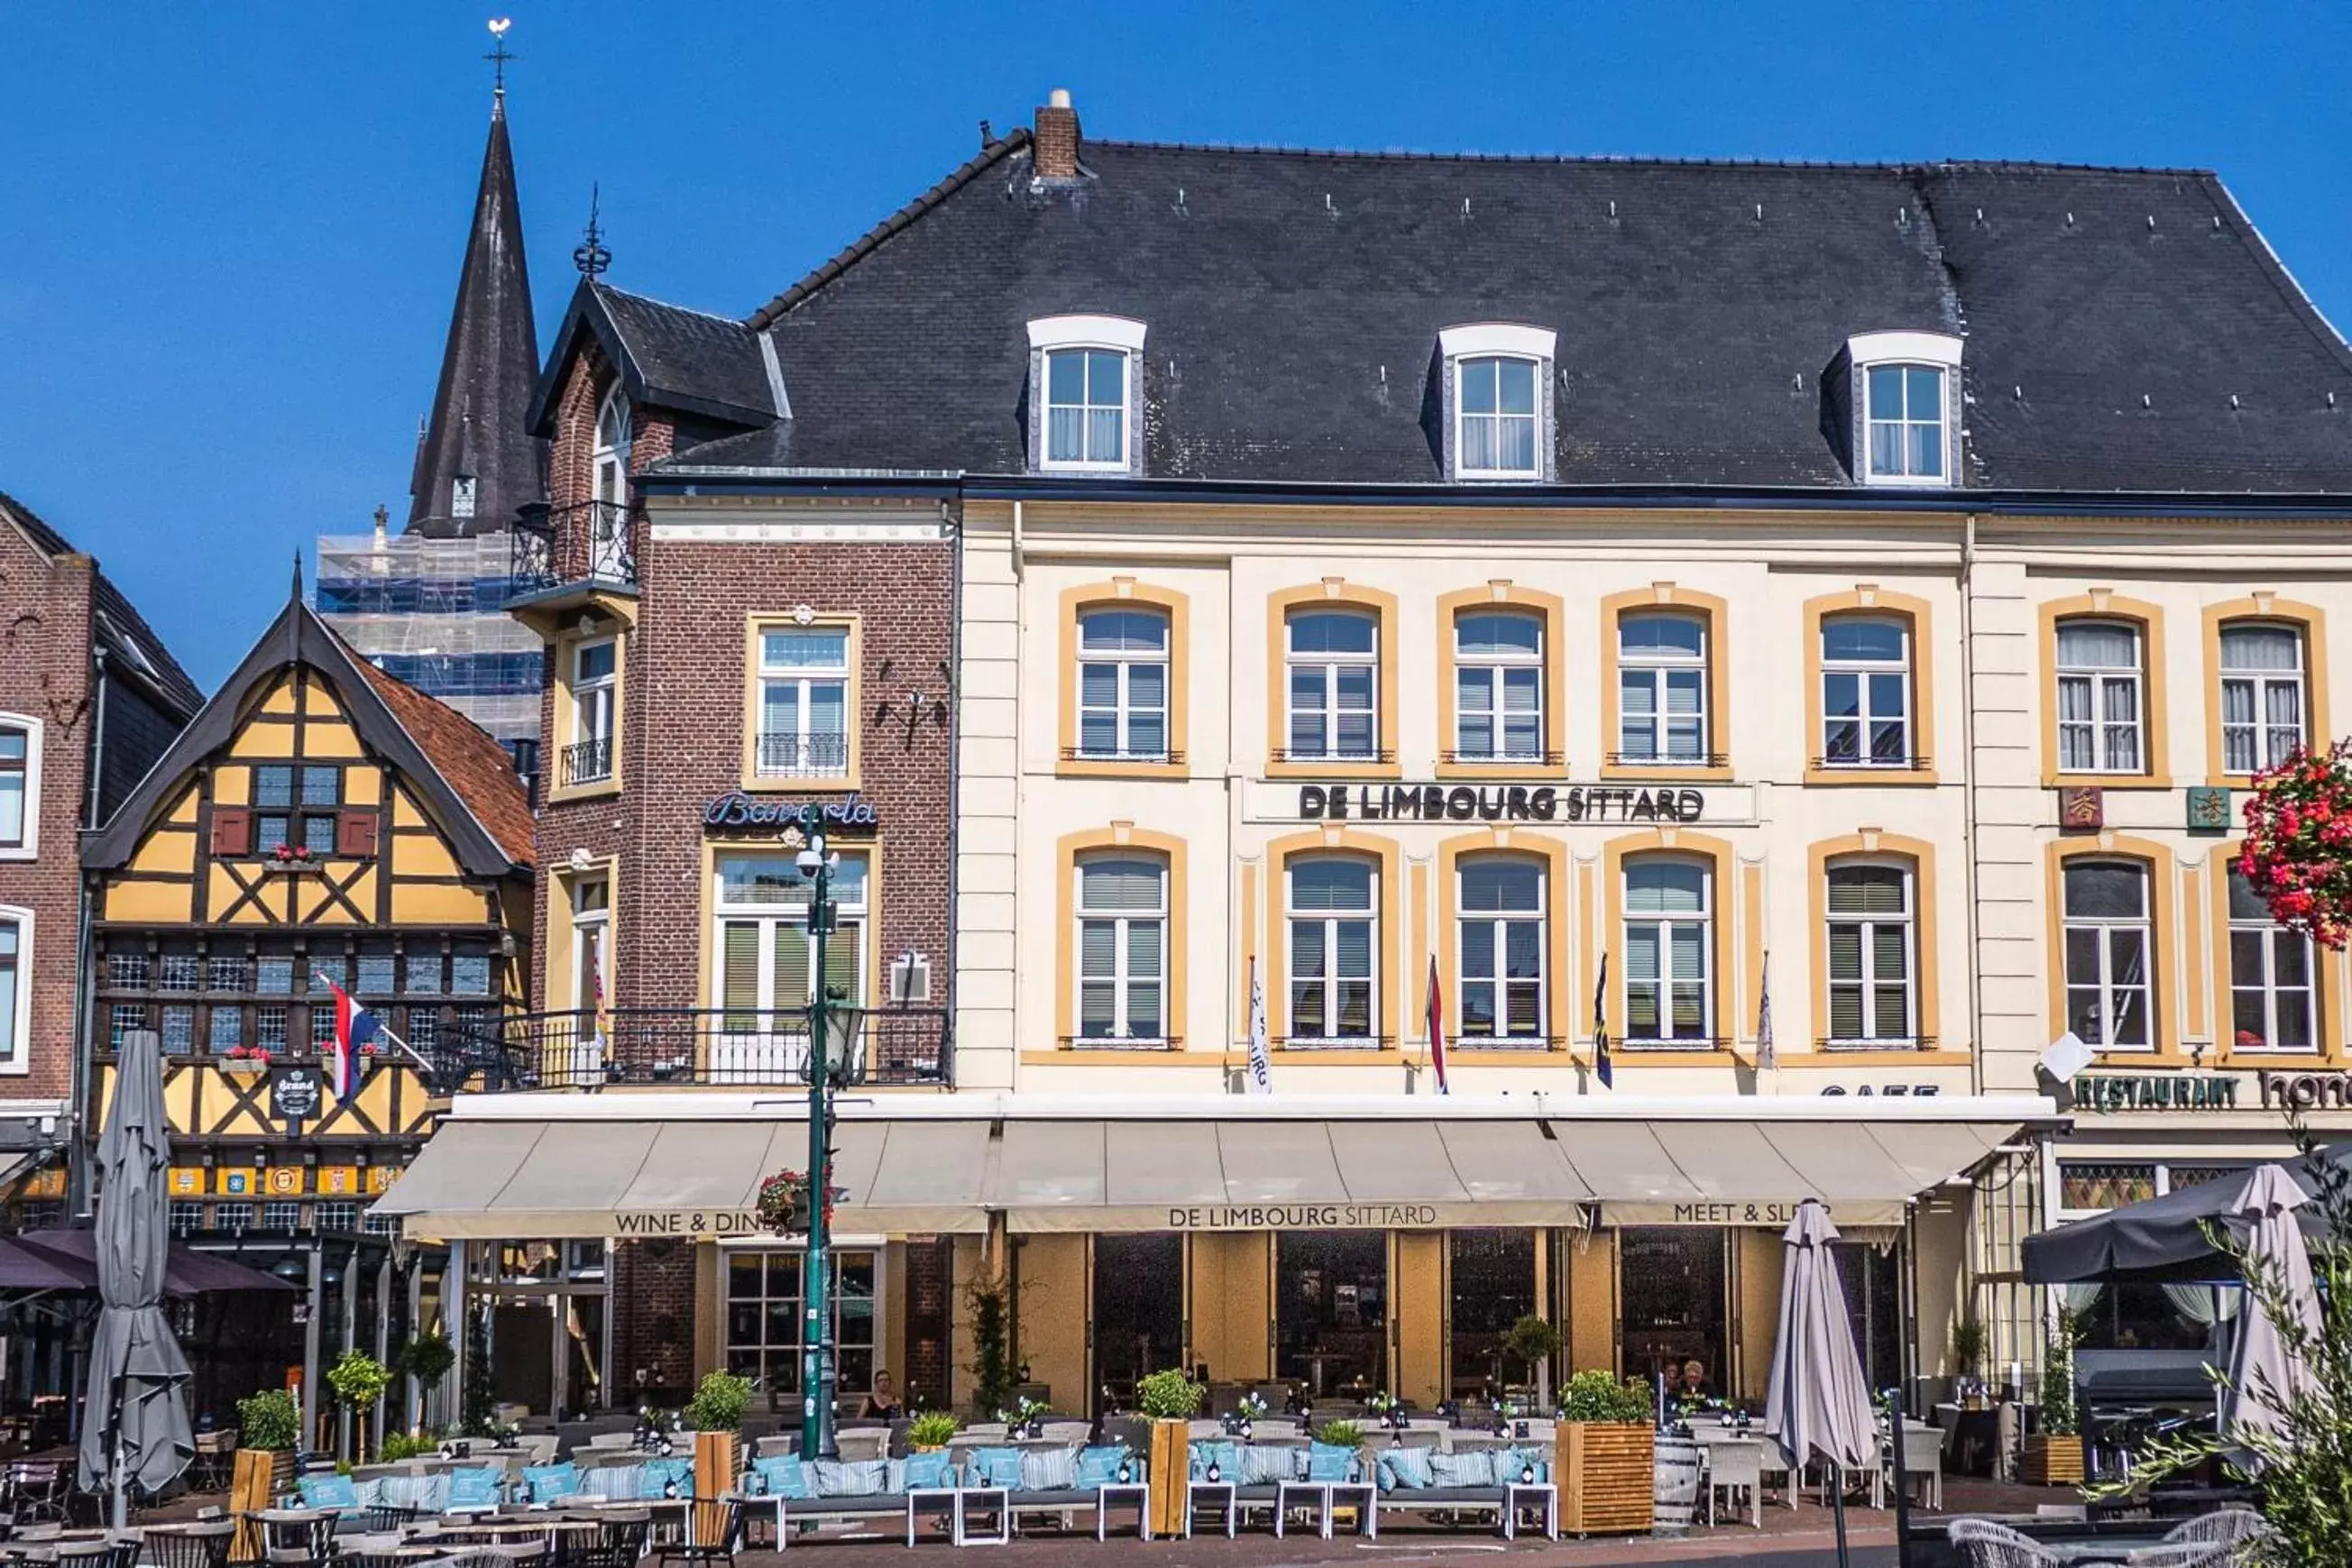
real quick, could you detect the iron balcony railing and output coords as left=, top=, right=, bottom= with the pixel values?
left=560, top=737, right=614, bottom=786
left=510, top=500, right=639, bottom=599
left=425, top=1006, right=953, bottom=1093
left=755, top=730, right=851, bottom=779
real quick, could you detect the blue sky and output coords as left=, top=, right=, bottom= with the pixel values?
left=5, top=2, right=2348, bottom=689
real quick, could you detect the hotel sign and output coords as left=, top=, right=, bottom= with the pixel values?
left=1246, top=781, right=1759, bottom=826
left=1163, top=1203, right=1443, bottom=1231
left=1600, top=1198, right=1907, bottom=1229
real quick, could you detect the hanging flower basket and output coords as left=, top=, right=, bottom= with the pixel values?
left=2239, top=740, right=2352, bottom=949
left=754, top=1167, right=841, bottom=1235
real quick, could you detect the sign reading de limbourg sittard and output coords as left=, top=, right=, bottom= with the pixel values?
left=1274, top=782, right=1749, bottom=824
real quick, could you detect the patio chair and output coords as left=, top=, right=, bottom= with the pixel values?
left=1948, top=1518, right=2066, bottom=1568
left=2162, top=1509, right=2271, bottom=1551
left=1704, top=1440, right=1762, bottom=1529
left=2118, top=1551, right=2240, bottom=1568
left=50, top=1538, right=137, bottom=1568
left=832, top=1428, right=889, bottom=1462
left=1038, top=1420, right=1093, bottom=1444
left=960, top=1422, right=1009, bottom=1444
left=189, top=1430, right=239, bottom=1492
left=8, top=1460, right=70, bottom=1525
left=143, top=1522, right=235, bottom=1568
left=651, top=1499, right=740, bottom=1568
left=575, top=1511, right=650, bottom=1568
left=1885, top=1423, right=1945, bottom=1510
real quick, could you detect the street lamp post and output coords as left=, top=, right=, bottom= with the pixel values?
left=798, top=808, right=839, bottom=1462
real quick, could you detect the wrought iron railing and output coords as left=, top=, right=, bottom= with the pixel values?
left=510, top=500, right=638, bottom=599
left=424, top=1006, right=953, bottom=1093
left=561, top=737, right=614, bottom=786
left=755, top=731, right=851, bottom=778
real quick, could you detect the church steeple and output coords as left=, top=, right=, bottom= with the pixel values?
left=407, top=68, right=546, bottom=539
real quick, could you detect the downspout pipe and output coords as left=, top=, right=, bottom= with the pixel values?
left=1959, top=514, right=1983, bottom=1095
left=69, top=648, right=111, bottom=1217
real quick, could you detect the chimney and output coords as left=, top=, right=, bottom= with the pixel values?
left=1034, top=88, right=1080, bottom=181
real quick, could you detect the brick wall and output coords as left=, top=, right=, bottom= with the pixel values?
left=0, top=529, right=93, bottom=1101
left=611, top=1237, right=696, bottom=1404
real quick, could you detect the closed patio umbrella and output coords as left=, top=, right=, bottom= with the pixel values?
left=78, top=1031, right=192, bottom=1526
left=1765, top=1198, right=1877, bottom=1567
left=2219, top=1163, right=2320, bottom=1459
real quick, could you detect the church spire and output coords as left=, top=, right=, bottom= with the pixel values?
left=407, top=26, right=546, bottom=539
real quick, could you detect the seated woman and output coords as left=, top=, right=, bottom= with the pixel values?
left=859, top=1369, right=904, bottom=1420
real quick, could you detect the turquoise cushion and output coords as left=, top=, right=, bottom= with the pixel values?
left=522, top=1463, right=581, bottom=1503
left=903, top=1451, right=953, bottom=1490
left=1497, top=1445, right=1548, bottom=1484
left=641, top=1458, right=694, bottom=1499
left=1429, top=1450, right=1494, bottom=1489
left=1307, top=1442, right=1357, bottom=1483
left=751, top=1455, right=809, bottom=1500
left=589, top=1463, right=645, bottom=1500
left=446, top=1467, right=503, bottom=1509
left=1377, top=1447, right=1434, bottom=1491
left=812, top=1458, right=889, bottom=1498
left=969, top=1446, right=1026, bottom=1490
left=1240, top=1444, right=1295, bottom=1485
left=297, top=1473, right=358, bottom=1510
left=1187, top=1440, right=1243, bottom=1481
left=1074, top=1445, right=1130, bottom=1489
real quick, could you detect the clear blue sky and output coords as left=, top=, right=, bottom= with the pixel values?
left=5, top=2, right=2347, bottom=690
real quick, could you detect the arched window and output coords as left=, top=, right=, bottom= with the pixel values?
left=1623, top=857, right=1712, bottom=1044
left=593, top=385, right=631, bottom=509
left=1820, top=617, right=1912, bottom=768
left=1824, top=862, right=1915, bottom=1045
left=2054, top=619, right=2146, bottom=775
left=2227, top=865, right=2314, bottom=1052
left=1288, top=855, right=1378, bottom=1044
left=2061, top=860, right=2153, bottom=1050
left=1453, top=611, right=1544, bottom=764
left=1075, top=855, right=1168, bottom=1043
left=1617, top=613, right=1709, bottom=765
left=1286, top=610, right=1381, bottom=763
left=1458, top=857, right=1545, bottom=1044
left=2219, top=622, right=2308, bottom=775
left=1076, top=607, right=1171, bottom=761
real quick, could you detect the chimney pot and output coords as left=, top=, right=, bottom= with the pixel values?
left=1034, top=90, right=1081, bottom=181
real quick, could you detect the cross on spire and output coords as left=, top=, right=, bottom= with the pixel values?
left=484, top=17, right=516, bottom=98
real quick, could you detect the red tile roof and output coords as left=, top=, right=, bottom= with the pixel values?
left=352, top=655, right=536, bottom=867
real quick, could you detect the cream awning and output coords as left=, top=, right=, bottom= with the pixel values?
left=374, top=1094, right=2053, bottom=1241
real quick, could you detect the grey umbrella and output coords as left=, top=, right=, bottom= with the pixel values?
left=78, top=1031, right=192, bottom=1525
left=1765, top=1199, right=1877, bottom=1567
left=2219, top=1163, right=2320, bottom=1458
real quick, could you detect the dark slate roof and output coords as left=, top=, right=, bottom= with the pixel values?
left=526, top=280, right=776, bottom=436
left=636, top=133, right=2352, bottom=496
left=408, top=95, right=547, bottom=538
left=0, top=489, right=204, bottom=716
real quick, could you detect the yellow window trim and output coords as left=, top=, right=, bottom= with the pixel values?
left=2200, top=597, right=2329, bottom=786
left=1264, top=828, right=1403, bottom=1047
left=740, top=613, right=864, bottom=794
left=1599, top=829, right=1739, bottom=1048
left=1264, top=582, right=1402, bottom=780
left=696, top=839, right=886, bottom=1021
left=1433, top=583, right=1568, bottom=779
left=2039, top=592, right=2172, bottom=789
left=547, top=622, right=625, bottom=804
left=1800, top=587, right=1941, bottom=786
left=1056, top=581, right=1191, bottom=780
left=1597, top=584, right=1734, bottom=783
left=2206, top=838, right=2345, bottom=1067
left=2044, top=833, right=2181, bottom=1063
left=545, top=856, right=620, bottom=1013
left=1435, top=829, right=1571, bottom=1049
left=1054, top=825, right=1190, bottom=1050
left=1805, top=833, right=1943, bottom=1058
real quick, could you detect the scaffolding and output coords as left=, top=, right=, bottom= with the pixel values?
left=314, top=529, right=545, bottom=747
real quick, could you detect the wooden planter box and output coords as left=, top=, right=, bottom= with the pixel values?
left=2021, top=1434, right=2084, bottom=1487
left=229, top=1449, right=295, bottom=1562
left=1145, top=1417, right=1190, bottom=1539
left=692, top=1430, right=739, bottom=1543
left=1555, top=1421, right=1655, bottom=1535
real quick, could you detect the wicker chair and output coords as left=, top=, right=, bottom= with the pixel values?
left=2163, top=1509, right=2272, bottom=1552
left=2117, top=1549, right=2239, bottom=1568
left=1949, top=1518, right=2066, bottom=1568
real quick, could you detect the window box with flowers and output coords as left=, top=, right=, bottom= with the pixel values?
left=221, top=1046, right=274, bottom=1077
left=2239, top=739, right=2352, bottom=949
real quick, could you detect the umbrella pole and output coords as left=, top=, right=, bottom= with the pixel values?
left=110, top=1427, right=126, bottom=1532
left=1830, top=1463, right=1850, bottom=1568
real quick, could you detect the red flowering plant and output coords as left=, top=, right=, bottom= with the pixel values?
left=754, top=1167, right=841, bottom=1235
left=2238, top=739, right=2352, bottom=950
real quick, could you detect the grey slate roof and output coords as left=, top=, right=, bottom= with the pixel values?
left=615, top=130, right=2352, bottom=495
left=408, top=95, right=547, bottom=538
left=526, top=281, right=776, bottom=436
left=0, top=489, right=205, bottom=716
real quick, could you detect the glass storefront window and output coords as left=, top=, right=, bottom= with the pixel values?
left=724, top=1248, right=878, bottom=1403
left=1276, top=1232, right=1387, bottom=1398
left=2058, top=1162, right=2156, bottom=1213
left=1092, top=1234, right=1181, bottom=1407
left=2069, top=1281, right=2222, bottom=1353
left=1447, top=1230, right=1535, bottom=1401
left=1620, top=1228, right=1725, bottom=1394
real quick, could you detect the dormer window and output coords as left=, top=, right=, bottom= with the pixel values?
left=1027, top=316, right=1147, bottom=474
left=1847, top=331, right=1962, bottom=487
left=1439, top=324, right=1556, bottom=481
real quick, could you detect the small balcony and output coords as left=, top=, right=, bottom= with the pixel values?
left=560, top=737, right=614, bottom=787
left=754, top=730, right=850, bottom=780
left=424, top=1005, right=953, bottom=1093
left=507, top=500, right=640, bottom=633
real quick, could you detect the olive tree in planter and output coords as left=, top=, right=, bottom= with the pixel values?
left=1135, top=1368, right=1203, bottom=1538
left=231, top=1389, right=299, bottom=1558
left=2022, top=1311, right=2083, bottom=1486
left=1502, top=1315, right=1561, bottom=1413
left=684, top=1370, right=753, bottom=1524
left=395, top=1330, right=455, bottom=1437
left=1555, top=1371, right=1656, bottom=1534
left=326, top=1350, right=392, bottom=1464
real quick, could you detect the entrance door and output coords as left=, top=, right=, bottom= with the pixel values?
left=1448, top=1230, right=1536, bottom=1400
left=1619, top=1227, right=1727, bottom=1395
left=1276, top=1232, right=1387, bottom=1397
left=1092, top=1234, right=1181, bottom=1411
left=490, top=1302, right=555, bottom=1416
left=1833, top=1241, right=1903, bottom=1394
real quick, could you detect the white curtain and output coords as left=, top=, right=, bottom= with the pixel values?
left=2162, top=1283, right=2244, bottom=1325
left=2060, top=1282, right=2105, bottom=1315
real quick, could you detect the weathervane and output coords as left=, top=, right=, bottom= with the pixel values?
left=574, top=184, right=612, bottom=279
left=484, top=18, right=516, bottom=96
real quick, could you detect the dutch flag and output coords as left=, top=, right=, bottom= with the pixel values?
left=314, top=971, right=377, bottom=1103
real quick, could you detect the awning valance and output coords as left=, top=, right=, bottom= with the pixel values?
left=373, top=1093, right=2054, bottom=1241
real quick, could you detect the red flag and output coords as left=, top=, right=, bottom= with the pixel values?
left=1425, top=956, right=1449, bottom=1096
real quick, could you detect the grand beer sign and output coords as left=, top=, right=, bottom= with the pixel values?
left=1244, top=781, right=1759, bottom=826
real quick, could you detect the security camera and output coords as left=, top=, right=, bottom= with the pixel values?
left=795, top=848, right=822, bottom=876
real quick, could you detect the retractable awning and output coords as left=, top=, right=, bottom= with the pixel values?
left=373, top=1093, right=2058, bottom=1241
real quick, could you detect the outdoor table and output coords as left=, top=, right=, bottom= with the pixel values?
left=1502, top=1481, right=1557, bottom=1541
left=904, top=1488, right=959, bottom=1546
left=951, top=1487, right=1009, bottom=1547
left=1321, top=1480, right=1378, bottom=1540
left=1272, top=1479, right=1325, bottom=1538
left=1184, top=1481, right=1236, bottom=1539
left=1092, top=1482, right=1151, bottom=1543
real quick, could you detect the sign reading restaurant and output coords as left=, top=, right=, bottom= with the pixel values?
left=1254, top=781, right=1758, bottom=826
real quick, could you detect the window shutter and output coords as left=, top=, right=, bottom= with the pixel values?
left=335, top=811, right=379, bottom=858
left=209, top=808, right=251, bottom=857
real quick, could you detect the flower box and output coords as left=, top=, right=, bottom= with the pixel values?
left=1556, top=1421, right=1655, bottom=1534
left=2021, top=1434, right=2084, bottom=1487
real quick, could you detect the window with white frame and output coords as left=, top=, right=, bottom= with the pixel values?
left=1075, top=855, right=1168, bottom=1043
left=2055, top=619, right=2145, bottom=774
left=725, top=1247, right=881, bottom=1395
left=1820, top=618, right=1912, bottom=766
left=593, top=386, right=630, bottom=509
left=1286, top=609, right=1380, bottom=761
left=2219, top=623, right=2307, bottom=775
left=2062, top=861, right=2154, bottom=1050
left=1458, top=857, right=1545, bottom=1044
left=564, top=638, right=617, bottom=786
left=1076, top=608, right=1170, bottom=760
left=568, top=875, right=610, bottom=1019
left=1454, top=611, right=1544, bottom=762
left=1623, top=857, right=1711, bottom=1045
left=1824, top=863, right=1916, bottom=1045
left=1847, top=332, right=1961, bottom=487
left=757, top=626, right=851, bottom=778
left=713, top=852, right=868, bottom=1022
left=0, top=720, right=32, bottom=854
left=1288, top=856, right=1377, bottom=1043
left=1028, top=316, right=1146, bottom=472
left=2228, top=866, right=2314, bottom=1052
left=1439, top=324, right=1554, bottom=481
left=0, top=912, right=22, bottom=1068
left=1617, top=613, right=1709, bottom=764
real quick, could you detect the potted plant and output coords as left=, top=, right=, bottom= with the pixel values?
left=684, top=1370, right=752, bottom=1519
left=964, top=1271, right=1013, bottom=1417
left=395, top=1330, right=455, bottom=1435
left=325, top=1350, right=391, bottom=1463
left=907, top=1411, right=960, bottom=1453
left=1502, top=1314, right=1561, bottom=1414
left=231, top=1388, right=300, bottom=1557
left=1135, top=1367, right=1203, bottom=1538
left=1555, top=1370, right=1656, bottom=1534
left=1951, top=1316, right=1990, bottom=1408
left=2023, top=1312, right=2084, bottom=1486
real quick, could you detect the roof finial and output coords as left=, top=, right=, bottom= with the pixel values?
left=574, top=183, right=611, bottom=279
left=484, top=17, right=515, bottom=105
left=291, top=550, right=306, bottom=603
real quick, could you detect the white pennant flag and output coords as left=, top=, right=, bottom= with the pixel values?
left=1245, top=955, right=1273, bottom=1095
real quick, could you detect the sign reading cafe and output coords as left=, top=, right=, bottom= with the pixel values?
left=1298, top=783, right=1712, bottom=824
